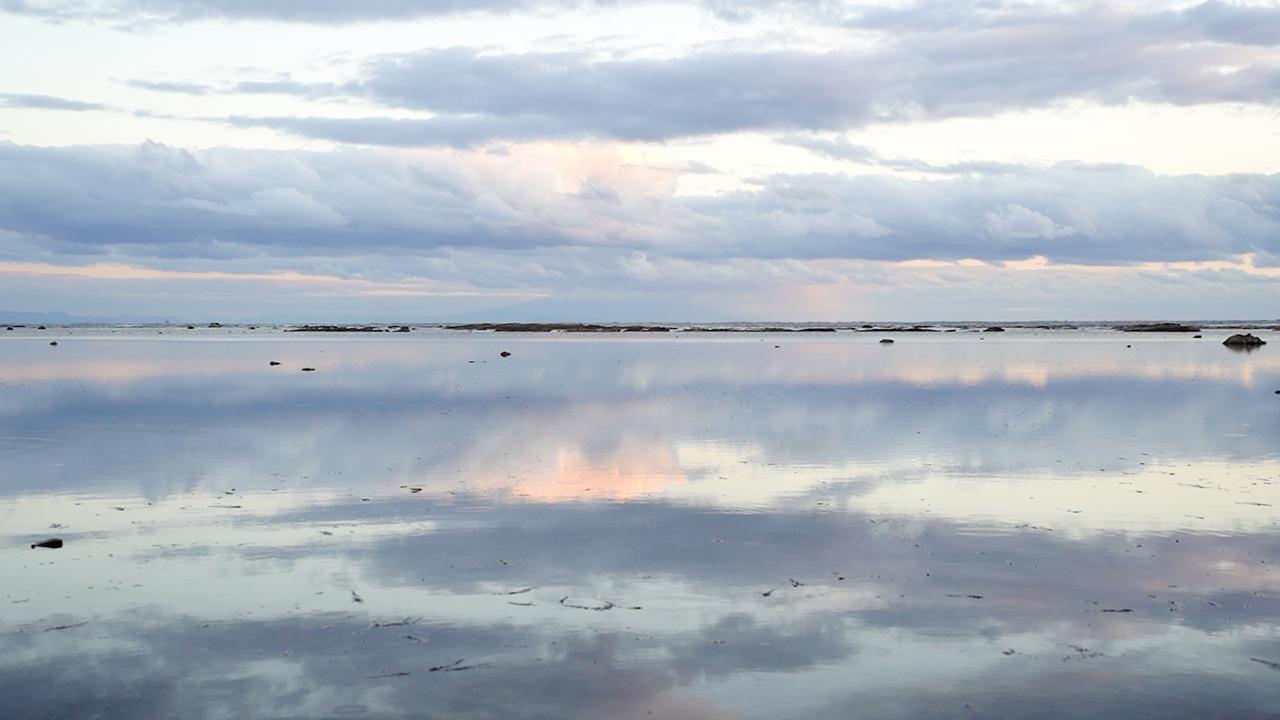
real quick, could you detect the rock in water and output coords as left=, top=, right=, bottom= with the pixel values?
left=32, top=538, right=63, bottom=549
left=1224, top=333, right=1267, bottom=347
left=984, top=326, right=1005, bottom=332
left=1118, top=323, right=1201, bottom=332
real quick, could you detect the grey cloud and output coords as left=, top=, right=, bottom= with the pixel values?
left=0, top=93, right=106, bottom=111
left=4, top=0, right=843, bottom=24
left=125, top=79, right=214, bottom=95
left=1148, top=0, right=1280, bottom=47
left=778, top=134, right=1027, bottom=174
left=849, top=0, right=1280, bottom=48
left=2, top=142, right=1280, bottom=271
left=224, top=20, right=1280, bottom=147
left=684, top=160, right=721, bottom=174
left=689, top=164, right=1280, bottom=264
left=225, top=113, right=589, bottom=147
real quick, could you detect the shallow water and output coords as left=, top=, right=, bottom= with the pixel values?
left=2, top=328, right=1279, bottom=719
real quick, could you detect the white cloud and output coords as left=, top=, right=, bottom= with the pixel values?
left=176, top=187, right=347, bottom=226
left=984, top=204, right=1075, bottom=240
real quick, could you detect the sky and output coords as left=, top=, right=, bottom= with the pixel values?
left=1, top=0, right=1279, bottom=322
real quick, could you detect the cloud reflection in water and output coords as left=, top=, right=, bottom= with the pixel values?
left=1, top=330, right=1279, bottom=719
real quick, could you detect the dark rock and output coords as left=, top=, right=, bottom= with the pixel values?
left=208, top=322, right=223, bottom=328
left=1224, top=333, right=1266, bottom=347
left=984, top=326, right=1005, bottom=332
left=288, top=325, right=383, bottom=332
left=49, top=341, right=57, bottom=346
left=37, top=326, right=45, bottom=330
left=1193, top=335, right=1202, bottom=338
left=500, top=351, right=511, bottom=357
left=394, top=326, right=411, bottom=332
left=187, top=326, right=195, bottom=329
left=879, top=338, right=894, bottom=344
left=31, top=538, right=63, bottom=549
left=1117, top=323, right=1200, bottom=332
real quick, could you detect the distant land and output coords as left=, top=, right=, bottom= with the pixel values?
left=0, top=310, right=166, bottom=324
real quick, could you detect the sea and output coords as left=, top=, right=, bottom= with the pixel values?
left=2, top=322, right=1278, bottom=719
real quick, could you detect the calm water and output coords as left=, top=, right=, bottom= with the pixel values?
left=2, top=328, right=1279, bottom=719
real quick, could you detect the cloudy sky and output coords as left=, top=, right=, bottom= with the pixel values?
left=1, top=0, right=1279, bottom=321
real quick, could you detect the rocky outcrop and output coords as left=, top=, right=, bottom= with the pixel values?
left=1223, top=333, right=1267, bottom=347
left=1118, top=323, right=1201, bottom=332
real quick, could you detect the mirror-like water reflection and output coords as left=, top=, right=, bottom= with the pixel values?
left=2, top=329, right=1279, bottom=719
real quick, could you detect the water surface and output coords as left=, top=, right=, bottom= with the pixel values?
left=2, top=328, right=1279, bottom=719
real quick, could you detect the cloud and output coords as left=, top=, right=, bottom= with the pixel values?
left=200, top=3, right=1280, bottom=148
left=2, top=0, right=846, bottom=24
left=777, top=134, right=1028, bottom=174
left=125, top=79, right=214, bottom=95
left=0, top=93, right=106, bottom=111
left=2, top=141, right=1280, bottom=275
left=984, top=204, right=1075, bottom=240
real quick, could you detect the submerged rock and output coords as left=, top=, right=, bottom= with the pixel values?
left=31, top=538, right=63, bottom=549
left=1224, top=333, right=1267, bottom=347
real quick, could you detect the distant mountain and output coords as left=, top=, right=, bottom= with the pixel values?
left=0, top=310, right=166, bottom=324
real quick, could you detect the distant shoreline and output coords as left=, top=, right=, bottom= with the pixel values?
left=7, top=321, right=1279, bottom=334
